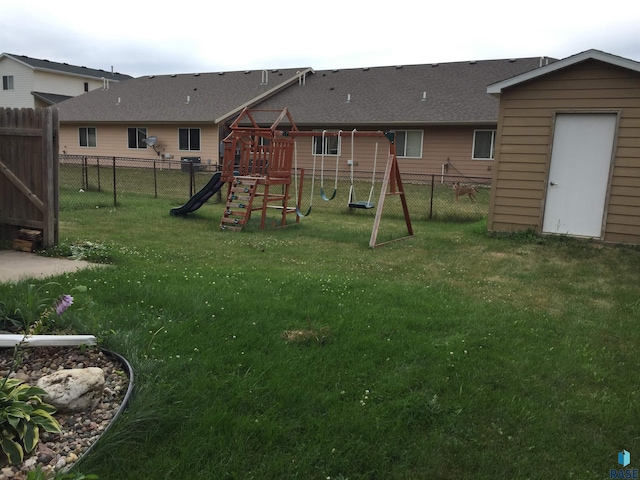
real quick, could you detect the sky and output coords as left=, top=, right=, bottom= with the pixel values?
left=2, top=0, right=640, bottom=78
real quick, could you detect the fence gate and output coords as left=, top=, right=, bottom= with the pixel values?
left=0, top=108, right=59, bottom=247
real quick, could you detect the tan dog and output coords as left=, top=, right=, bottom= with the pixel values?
left=453, top=183, right=476, bottom=203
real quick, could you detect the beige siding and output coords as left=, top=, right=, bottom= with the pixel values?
left=60, top=123, right=221, bottom=165
left=0, top=58, right=35, bottom=108
left=290, top=125, right=495, bottom=179
left=488, top=60, right=640, bottom=245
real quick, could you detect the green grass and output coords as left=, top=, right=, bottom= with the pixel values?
left=2, top=198, right=639, bottom=479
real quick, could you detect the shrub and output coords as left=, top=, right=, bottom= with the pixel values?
left=0, top=377, right=62, bottom=465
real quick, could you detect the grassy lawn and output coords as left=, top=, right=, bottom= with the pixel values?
left=2, top=194, right=639, bottom=479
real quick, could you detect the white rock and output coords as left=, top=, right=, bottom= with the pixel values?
left=37, top=367, right=105, bottom=413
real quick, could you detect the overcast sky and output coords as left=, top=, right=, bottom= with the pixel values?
left=2, top=0, right=640, bottom=78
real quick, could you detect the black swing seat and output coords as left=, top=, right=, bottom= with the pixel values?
left=348, top=201, right=375, bottom=209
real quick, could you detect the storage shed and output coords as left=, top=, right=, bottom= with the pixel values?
left=486, top=50, right=640, bottom=245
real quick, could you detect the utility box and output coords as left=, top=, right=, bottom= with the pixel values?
left=181, top=156, right=201, bottom=172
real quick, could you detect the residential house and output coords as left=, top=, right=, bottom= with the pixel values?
left=56, top=57, right=553, bottom=178
left=487, top=49, right=640, bottom=245
left=0, top=53, right=131, bottom=109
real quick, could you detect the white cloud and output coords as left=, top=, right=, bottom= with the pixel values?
left=2, top=0, right=639, bottom=77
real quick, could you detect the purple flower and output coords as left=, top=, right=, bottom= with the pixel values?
left=55, top=294, right=74, bottom=316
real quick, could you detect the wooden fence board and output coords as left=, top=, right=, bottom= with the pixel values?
left=0, top=107, right=58, bottom=247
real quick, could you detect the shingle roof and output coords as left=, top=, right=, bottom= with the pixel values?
left=32, top=92, right=73, bottom=105
left=57, top=68, right=312, bottom=123
left=57, top=57, right=556, bottom=126
left=1, top=53, right=132, bottom=81
left=254, top=57, right=555, bottom=126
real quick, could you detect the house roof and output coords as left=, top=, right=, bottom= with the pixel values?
left=487, top=49, right=640, bottom=95
left=252, top=57, right=554, bottom=127
left=32, top=92, right=73, bottom=105
left=57, top=56, right=555, bottom=127
left=0, top=53, right=132, bottom=81
left=57, top=68, right=313, bottom=123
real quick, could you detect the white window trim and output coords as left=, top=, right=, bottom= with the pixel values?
left=127, top=127, right=148, bottom=149
left=396, top=130, right=423, bottom=158
left=178, top=127, right=202, bottom=151
left=79, top=127, right=97, bottom=148
left=472, top=129, right=496, bottom=160
left=312, top=131, right=342, bottom=156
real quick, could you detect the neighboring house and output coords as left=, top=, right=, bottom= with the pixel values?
left=0, top=53, right=131, bottom=109
left=487, top=49, right=640, bottom=246
left=56, top=57, right=553, bottom=177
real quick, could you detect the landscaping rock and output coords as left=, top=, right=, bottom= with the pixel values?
left=36, top=367, right=105, bottom=413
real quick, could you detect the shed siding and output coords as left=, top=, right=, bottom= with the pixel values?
left=488, top=60, right=640, bottom=244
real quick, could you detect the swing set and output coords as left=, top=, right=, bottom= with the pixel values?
left=220, top=107, right=413, bottom=247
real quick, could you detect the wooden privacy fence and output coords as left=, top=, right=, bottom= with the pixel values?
left=0, top=108, right=59, bottom=247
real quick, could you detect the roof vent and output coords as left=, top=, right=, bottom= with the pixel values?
left=508, top=59, right=516, bottom=62
left=171, top=74, right=177, bottom=77
left=395, top=65, right=403, bottom=69
left=244, top=70, right=251, bottom=74
left=346, top=93, right=351, bottom=103
left=421, top=91, right=427, bottom=102
left=469, top=60, right=477, bottom=65
left=271, top=69, right=279, bottom=73
left=261, top=70, right=268, bottom=85
left=218, top=72, right=224, bottom=75
left=363, top=67, right=370, bottom=71
left=194, top=73, right=200, bottom=76
left=432, top=63, right=439, bottom=67
left=148, top=75, right=155, bottom=79
left=332, top=69, right=339, bottom=73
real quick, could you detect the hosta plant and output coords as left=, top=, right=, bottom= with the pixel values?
left=0, top=378, right=62, bottom=465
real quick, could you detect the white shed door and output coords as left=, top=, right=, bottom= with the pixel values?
left=542, top=113, right=616, bottom=237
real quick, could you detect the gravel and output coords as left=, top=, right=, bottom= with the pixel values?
left=0, top=346, right=129, bottom=479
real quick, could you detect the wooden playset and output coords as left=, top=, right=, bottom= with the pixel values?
left=218, top=107, right=413, bottom=247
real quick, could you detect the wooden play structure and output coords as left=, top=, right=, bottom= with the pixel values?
left=219, top=107, right=413, bottom=247
left=219, top=108, right=303, bottom=231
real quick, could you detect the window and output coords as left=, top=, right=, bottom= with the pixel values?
left=312, top=134, right=340, bottom=155
left=179, top=128, right=201, bottom=151
left=128, top=127, right=147, bottom=149
left=84, top=82, right=89, bottom=92
left=472, top=130, right=496, bottom=159
left=79, top=127, right=97, bottom=147
left=396, top=130, right=423, bottom=158
left=2, top=75, right=14, bottom=90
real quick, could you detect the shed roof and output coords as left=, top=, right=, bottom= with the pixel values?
left=487, top=49, right=640, bottom=95
left=0, top=53, right=132, bottom=81
left=252, top=57, right=552, bottom=127
left=57, top=68, right=313, bottom=123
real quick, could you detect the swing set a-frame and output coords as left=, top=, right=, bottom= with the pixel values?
left=219, top=107, right=413, bottom=247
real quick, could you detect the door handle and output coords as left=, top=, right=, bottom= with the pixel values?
left=550, top=181, right=558, bottom=186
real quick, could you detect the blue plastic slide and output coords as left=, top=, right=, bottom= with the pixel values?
left=169, top=172, right=224, bottom=216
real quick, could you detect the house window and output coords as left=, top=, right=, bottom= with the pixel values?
left=396, top=130, right=423, bottom=158
left=128, top=127, right=148, bottom=149
left=312, top=133, right=340, bottom=155
left=79, top=127, right=97, bottom=148
left=84, top=82, right=89, bottom=92
left=472, top=130, right=496, bottom=159
left=2, top=75, right=14, bottom=90
left=179, top=128, right=201, bottom=151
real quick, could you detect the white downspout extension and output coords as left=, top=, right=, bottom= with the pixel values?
left=0, top=335, right=97, bottom=348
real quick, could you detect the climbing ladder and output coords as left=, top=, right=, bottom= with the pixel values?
left=219, top=177, right=259, bottom=231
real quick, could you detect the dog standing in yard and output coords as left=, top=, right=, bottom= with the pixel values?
left=453, top=183, right=476, bottom=203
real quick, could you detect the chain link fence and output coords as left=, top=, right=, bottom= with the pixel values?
left=60, top=155, right=491, bottom=221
